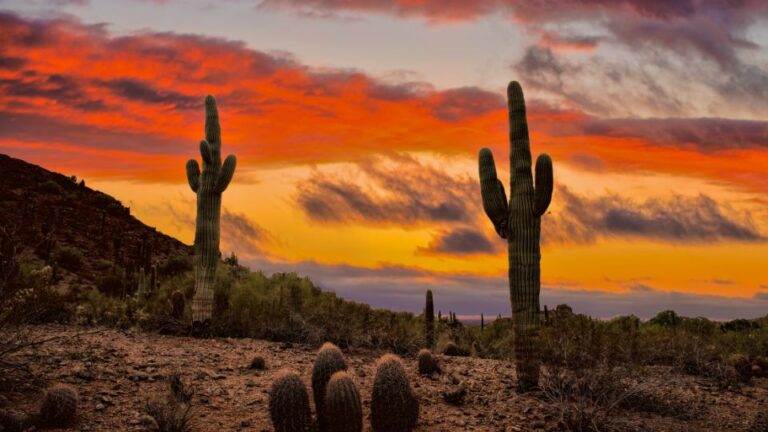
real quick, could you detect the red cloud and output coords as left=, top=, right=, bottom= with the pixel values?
left=0, top=12, right=767, bottom=194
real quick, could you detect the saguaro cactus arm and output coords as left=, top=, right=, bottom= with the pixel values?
left=216, top=154, right=237, bottom=193
left=186, top=160, right=200, bottom=192
left=533, top=154, right=553, bottom=216
left=199, top=140, right=213, bottom=166
left=478, top=149, right=509, bottom=239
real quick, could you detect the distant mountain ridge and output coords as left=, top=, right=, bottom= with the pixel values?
left=0, top=153, right=192, bottom=288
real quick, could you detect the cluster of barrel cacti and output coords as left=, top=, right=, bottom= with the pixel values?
left=269, top=342, right=419, bottom=432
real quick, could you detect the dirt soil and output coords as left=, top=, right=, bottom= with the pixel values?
left=1, top=325, right=766, bottom=431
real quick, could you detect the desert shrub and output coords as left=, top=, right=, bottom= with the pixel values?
left=722, top=318, right=759, bottom=332
left=93, top=259, right=113, bottom=272
left=619, top=384, right=705, bottom=421
left=76, top=289, right=129, bottom=327
left=168, top=372, right=192, bottom=403
left=39, top=180, right=62, bottom=194
left=96, top=268, right=127, bottom=297
left=158, top=255, right=193, bottom=278
left=145, top=377, right=192, bottom=432
left=144, top=373, right=192, bottom=432
left=649, top=310, right=682, bottom=329
left=541, top=366, right=641, bottom=432
left=53, top=246, right=83, bottom=272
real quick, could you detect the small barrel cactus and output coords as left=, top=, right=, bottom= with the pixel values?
left=371, top=354, right=419, bottom=432
left=250, top=355, right=266, bottom=370
left=417, top=349, right=439, bottom=375
left=442, top=341, right=460, bottom=356
left=312, top=342, right=348, bottom=431
left=728, top=354, right=752, bottom=382
left=324, top=371, right=363, bottom=432
left=38, top=384, right=78, bottom=426
left=269, top=369, right=312, bottom=432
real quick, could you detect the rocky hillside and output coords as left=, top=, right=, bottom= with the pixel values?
left=0, top=153, right=192, bottom=288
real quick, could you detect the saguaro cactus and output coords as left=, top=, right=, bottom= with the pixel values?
left=478, top=81, right=553, bottom=391
left=185, top=95, right=237, bottom=323
left=424, top=290, right=434, bottom=349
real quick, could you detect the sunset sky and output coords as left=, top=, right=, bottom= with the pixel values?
left=1, top=0, right=767, bottom=320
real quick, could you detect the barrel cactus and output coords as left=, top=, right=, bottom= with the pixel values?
left=371, top=354, right=419, bottom=432
left=185, top=95, right=237, bottom=324
left=312, top=342, right=348, bottom=431
left=417, top=349, right=439, bottom=375
left=38, top=384, right=78, bottom=426
left=269, top=369, right=312, bottom=432
left=324, top=371, right=363, bottom=432
left=424, top=290, right=434, bottom=349
left=478, top=81, right=553, bottom=391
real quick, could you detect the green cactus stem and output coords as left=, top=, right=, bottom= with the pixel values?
left=269, top=369, right=312, bottom=432
left=324, top=371, right=363, bottom=432
left=312, top=342, right=348, bottom=431
left=371, top=354, right=419, bottom=432
left=185, top=95, right=237, bottom=323
left=425, top=290, right=434, bottom=349
left=478, top=81, right=553, bottom=391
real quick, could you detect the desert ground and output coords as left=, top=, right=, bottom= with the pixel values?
left=1, top=325, right=766, bottom=432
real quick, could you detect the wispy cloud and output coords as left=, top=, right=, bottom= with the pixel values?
left=296, top=155, right=477, bottom=226
left=544, top=186, right=765, bottom=244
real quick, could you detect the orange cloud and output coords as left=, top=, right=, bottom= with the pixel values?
left=1, top=11, right=767, bottom=196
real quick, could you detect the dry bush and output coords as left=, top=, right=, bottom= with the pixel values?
left=619, top=385, right=706, bottom=421
left=145, top=372, right=193, bottom=432
left=541, top=365, right=643, bottom=432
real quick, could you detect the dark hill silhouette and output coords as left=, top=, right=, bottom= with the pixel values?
left=0, top=153, right=191, bottom=290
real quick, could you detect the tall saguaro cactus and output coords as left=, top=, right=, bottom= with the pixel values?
left=185, top=95, right=237, bottom=324
left=478, top=81, right=553, bottom=391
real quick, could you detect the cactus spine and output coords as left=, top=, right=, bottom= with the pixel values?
left=425, top=290, right=434, bottom=349
left=312, top=342, right=348, bottom=431
left=185, top=95, right=237, bottom=322
left=478, top=81, right=553, bottom=391
left=324, top=371, right=363, bottom=432
left=269, top=369, right=312, bottom=432
left=371, top=354, right=418, bottom=432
